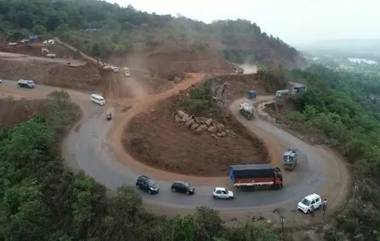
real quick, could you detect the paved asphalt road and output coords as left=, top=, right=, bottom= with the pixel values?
left=0, top=79, right=350, bottom=225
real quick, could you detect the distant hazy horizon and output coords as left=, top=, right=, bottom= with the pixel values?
left=108, top=0, right=380, bottom=45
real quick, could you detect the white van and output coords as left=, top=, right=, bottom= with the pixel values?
left=297, top=193, right=322, bottom=214
left=91, top=94, right=106, bottom=106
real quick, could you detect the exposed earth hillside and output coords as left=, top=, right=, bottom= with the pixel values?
left=0, top=0, right=304, bottom=72
left=0, top=98, right=44, bottom=127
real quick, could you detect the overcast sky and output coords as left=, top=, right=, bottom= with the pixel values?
left=107, top=0, right=380, bottom=46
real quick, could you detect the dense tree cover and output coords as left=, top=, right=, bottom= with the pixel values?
left=281, top=66, right=380, bottom=240
left=0, top=0, right=301, bottom=67
left=0, top=90, right=278, bottom=240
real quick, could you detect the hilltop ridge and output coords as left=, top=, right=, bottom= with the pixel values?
left=0, top=0, right=303, bottom=70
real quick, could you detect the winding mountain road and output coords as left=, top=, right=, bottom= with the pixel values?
left=0, top=77, right=351, bottom=226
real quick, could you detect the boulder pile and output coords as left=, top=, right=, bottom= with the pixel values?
left=174, top=110, right=230, bottom=138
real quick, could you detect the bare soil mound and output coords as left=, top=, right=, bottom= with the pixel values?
left=0, top=58, right=102, bottom=90
left=0, top=98, right=44, bottom=127
left=0, top=42, right=78, bottom=59
left=101, top=70, right=166, bottom=99
left=123, top=96, right=268, bottom=176
left=144, top=47, right=233, bottom=75
left=107, top=42, right=233, bottom=85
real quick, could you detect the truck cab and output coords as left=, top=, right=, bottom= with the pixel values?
left=283, top=149, right=297, bottom=170
left=239, top=102, right=255, bottom=120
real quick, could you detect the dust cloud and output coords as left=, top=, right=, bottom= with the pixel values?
left=239, top=64, right=258, bottom=74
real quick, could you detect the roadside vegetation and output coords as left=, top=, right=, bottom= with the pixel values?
left=0, top=90, right=278, bottom=240
left=274, top=65, right=380, bottom=240
left=178, top=81, right=222, bottom=118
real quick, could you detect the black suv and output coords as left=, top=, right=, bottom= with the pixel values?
left=171, top=181, right=195, bottom=195
left=136, top=176, right=160, bottom=194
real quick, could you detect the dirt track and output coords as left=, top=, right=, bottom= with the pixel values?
left=61, top=74, right=351, bottom=227
left=0, top=51, right=102, bottom=91
left=0, top=51, right=85, bottom=66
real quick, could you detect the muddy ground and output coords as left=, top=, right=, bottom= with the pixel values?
left=0, top=98, right=45, bottom=128
left=123, top=96, right=268, bottom=176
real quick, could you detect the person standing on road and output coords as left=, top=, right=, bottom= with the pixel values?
left=322, top=198, right=327, bottom=217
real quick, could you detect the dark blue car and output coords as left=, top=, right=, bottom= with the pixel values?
left=136, top=175, right=160, bottom=194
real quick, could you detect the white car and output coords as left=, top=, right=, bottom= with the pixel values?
left=111, top=66, right=120, bottom=73
left=297, top=193, right=322, bottom=214
left=213, top=187, right=234, bottom=200
left=18, top=79, right=35, bottom=88
left=0, top=79, right=2, bottom=84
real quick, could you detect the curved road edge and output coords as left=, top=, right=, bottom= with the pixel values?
left=0, top=79, right=352, bottom=227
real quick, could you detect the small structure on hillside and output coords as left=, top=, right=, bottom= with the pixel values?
left=275, top=89, right=289, bottom=98
left=275, top=81, right=306, bottom=107
left=288, top=81, right=306, bottom=95
left=20, top=39, right=29, bottom=44
left=29, top=34, right=38, bottom=43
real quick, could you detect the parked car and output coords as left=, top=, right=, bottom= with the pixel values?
left=111, top=66, right=119, bottom=73
left=297, top=193, right=322, bottom=214
left=18, top=79, right=35, bottom=88
left=171, top=181, right=195, bottom=195
left=213, top=187, right=234, bottom=200
left=136, top=175, right=159, bottom=194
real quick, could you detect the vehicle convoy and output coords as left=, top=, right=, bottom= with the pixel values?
left=297, top=193, right=322, bottom=214
left=171, top=181, right=195, bottom=195
left=17, top=79, right=35, bottom=88
left=136, top=175, right=160, bottom=194
left=90, top=94, right=106, bottom=106
left=213, top=187, right=234, bottom=200
left=283, top=149, right=297, bottom=170
left=229, top=164, right=283, bottom=189
left=239, top=102, right=255, bottom=120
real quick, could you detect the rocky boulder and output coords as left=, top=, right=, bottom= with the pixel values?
left=174, top=109, right=229, bottom=138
